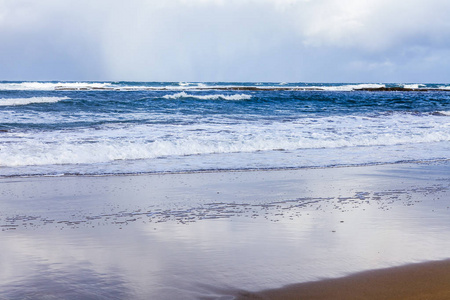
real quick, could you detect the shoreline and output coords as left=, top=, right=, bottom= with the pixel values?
left=2, top=158, right=449, bottom=179
left=236, top=259, right=450, bottom=300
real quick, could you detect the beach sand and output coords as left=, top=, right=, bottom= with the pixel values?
left=236, top=259, right=450, bottom=300
left=0, top=162, right=449, bottom=299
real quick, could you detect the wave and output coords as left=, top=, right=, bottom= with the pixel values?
left=403, top=84, right=426, bottom=89
left=0, top=96, right=70, bottom=106
left=1, top=81, right=450, bottom=92
left=1, top=134, right=449, bottom=169
left=0, top=82, right=112, bottom=91
left=319, top=83, right=386, bottom=91
left=1, top=112, right=449, bottom=168
left=0, top=81, right=213, bottom=91
left=162, top=92, right=252, bottom=100
left=433, top=111, right=450, bottom=116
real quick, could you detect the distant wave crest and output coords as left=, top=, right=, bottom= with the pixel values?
left=433, top=111, right=450, bottom=116
left=0, top=82, right=111, bottom=91
left=403, top=84, right=426, bottom=89
left=162, top=92, right=252, bottom=100
left=0, top=96, right=70, bottom=106
left=2, top=81, right=450, bottom=92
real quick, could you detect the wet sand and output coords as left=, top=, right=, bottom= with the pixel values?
left=237, top=259, right=450, bottom=299
left=0, top=162, right=449, bottom=299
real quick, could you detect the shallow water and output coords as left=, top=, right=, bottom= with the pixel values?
left=1, top=162, right=450, bottom=299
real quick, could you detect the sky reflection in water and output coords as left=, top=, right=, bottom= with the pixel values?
left=1, top=163, right=450, bottom=299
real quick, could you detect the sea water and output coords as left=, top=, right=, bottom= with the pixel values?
left=0, top=81, right=449, bottom=177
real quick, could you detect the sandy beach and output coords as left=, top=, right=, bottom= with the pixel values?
left=237, top=259, right=450, bottom=300
left=1, top=161, right=449, bottom=299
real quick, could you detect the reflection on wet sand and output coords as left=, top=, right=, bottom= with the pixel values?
left=1, top=261, right=131, bottom=300
left=1, top=185, right=447, bottom=230
left=0, top=163, right=449, bottom=299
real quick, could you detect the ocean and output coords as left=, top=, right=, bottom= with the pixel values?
left=0, top=81, right=449, bottom=177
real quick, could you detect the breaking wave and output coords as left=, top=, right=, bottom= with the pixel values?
left=162, top=92, right=252, bottom=100
left=0, top=96, right=70, bottom=106
left=0, top=82, right=112, bottom=91
left=1, top=111, right=449, bottom=168
left=1, top=81, right=450, bottom=92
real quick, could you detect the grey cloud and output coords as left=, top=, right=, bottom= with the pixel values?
left=0, top=0, right=449, bottom=82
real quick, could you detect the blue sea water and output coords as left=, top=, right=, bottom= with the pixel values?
left=0, top=81, right=449, bottom=177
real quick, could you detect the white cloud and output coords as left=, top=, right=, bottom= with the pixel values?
left=293, top=0, right=450, bottom=52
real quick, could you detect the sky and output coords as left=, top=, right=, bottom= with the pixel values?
left=1, top=0, right=450, bottom=82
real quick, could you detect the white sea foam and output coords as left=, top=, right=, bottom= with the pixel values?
left=0, top=96, right=70, bottom=106
left=4, top=81, right=445, bottom=92
left=263, top=83, right=386, bottom=91
left=319, top=83, right=386, bottom=91
left=435, top=111, right=450, bottom=116
left=0, top=82, right=112, bottom=91
left=403, top=84, right=425, bottom=89
left=0, top=81, right=391, bottom=92
left=163, top=92, right=252, bottom=100
left=1, top=112, right=449, bottom=169
left=1, top=133, right=449, bottom=169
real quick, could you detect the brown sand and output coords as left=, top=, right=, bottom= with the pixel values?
left=236, top=259, right=450, bottom=300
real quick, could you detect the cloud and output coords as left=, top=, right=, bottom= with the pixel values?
left=295, top=0, right=450, bottom=51
left=0, top=0, right=449, bottom=82
left=0, top=0, right=107, bottom=80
